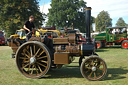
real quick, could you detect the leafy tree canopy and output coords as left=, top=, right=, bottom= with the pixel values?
left=0, top=0, right=44, bottom=36
left=47, top=0, right=88, bottom=32
left=116, top=17, right=127, bottom=26
left=95, top=10, right=112, bottom=32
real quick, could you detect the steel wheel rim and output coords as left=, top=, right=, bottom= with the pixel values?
left=16, top=41, right=51, bottom=78
left=81, top=57, right=107, bottom=81
left=123, top=42, right=128, bottom=48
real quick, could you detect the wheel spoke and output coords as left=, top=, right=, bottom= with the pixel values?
left=85, top=66, right=92, bottom=70
left=37, top=51, right=45, bottom=57
left=30, top=46, right=33, bottom=57
left=97, top=68, right=103, bottom=71
left=97, top=64, right=102, bottom=68
left=96, top=71, right=101, bottom=75
left=40, top=60, right=48, bottom=64
left=88, top=71, right=93, bottom=77
left=23, top=50, right=30, bottom=58
left=34, top=65, right=39, bottom=74
left=34, top=48, right=41, bottom=57
left=33, top=45, right=35, bottom=54
left=31, top=65, right=34, bottom=74
left=27, top=45, right=29, bottom=50
left=36, top=62, right=47, bottom=68
left=23, top=60, right=29, bottom=63
left=27, top=64, right=31, bottom=73
left=22, top=63, right=29, bottom=69
left=91, top=60, right=95, bottom=66
left=37, top=56, right=47, bottom=60
left=20, top=57, right=29, bottom=59
left=85, top=69, right=90, bottom=73
left=24, top=49, right=31, bottom=56
left=37, top=64, right=43, bottom=73
left=24, top=53, right=30, bottom=58
left=94, top=59, right=98, bottom=66
left=94, top=72, right=97, bottom=78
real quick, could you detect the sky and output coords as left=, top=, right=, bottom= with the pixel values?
left=39, top=0, right=128, bottom=26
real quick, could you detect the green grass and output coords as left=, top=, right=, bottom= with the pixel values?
left=0, top=46, right=128, bottom=85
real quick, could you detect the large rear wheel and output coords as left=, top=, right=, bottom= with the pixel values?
left=16, top=41, right=51, bottom=79
left=80, top=55, right=107, bottom=81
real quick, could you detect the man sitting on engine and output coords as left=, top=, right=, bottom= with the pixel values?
left=23, top=15, right=35, bottom=40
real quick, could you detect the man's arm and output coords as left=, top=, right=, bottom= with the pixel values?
left=23, top=25, right=30, bottom=32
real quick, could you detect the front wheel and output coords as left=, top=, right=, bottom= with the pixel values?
left=121, top=40, right=128, bottom=49
left=80, top=55, right=107, bottom=81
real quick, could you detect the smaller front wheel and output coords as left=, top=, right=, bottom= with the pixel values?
left=121, top=40, right=128, bottom=49
left=80, top=55, right=107, bottom=81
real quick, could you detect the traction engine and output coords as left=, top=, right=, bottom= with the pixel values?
left=7, top=7, right=107, bottom=81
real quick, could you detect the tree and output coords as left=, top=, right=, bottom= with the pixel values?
left=116, top=17, right=126, bottom=26
left=95, top=10, right=112, bottom=32
left=91, top=16, right=95, bottom=32
left=47, top=0, right=87, bottom=32
left=0, top=0, right=44, bottom=36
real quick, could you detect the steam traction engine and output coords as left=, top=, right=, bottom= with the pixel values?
left=7, top=7, right=107, bottom=81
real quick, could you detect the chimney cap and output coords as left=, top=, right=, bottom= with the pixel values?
left=84, top=7, right=92, bottom=10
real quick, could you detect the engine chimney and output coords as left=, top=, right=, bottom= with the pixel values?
left=80, top=7, right=95, bottom=56
left=85, top=7, right=92, bottom=44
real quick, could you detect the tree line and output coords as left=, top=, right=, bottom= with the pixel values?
left=0, top=0, right=127, bottom=37
left=47, top=0, right=128, bottom=32
left=95, top=11, right=127, bottom=32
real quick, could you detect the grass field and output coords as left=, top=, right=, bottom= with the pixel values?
left=0, top=46, right=128, bottom=85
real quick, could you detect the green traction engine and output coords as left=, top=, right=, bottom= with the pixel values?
left=94, top=27, right=128, bottom=49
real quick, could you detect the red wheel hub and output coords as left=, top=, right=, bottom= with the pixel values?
left=123, top=42, right=128, bottom=48
left=97, top=42, right=100, bottom=48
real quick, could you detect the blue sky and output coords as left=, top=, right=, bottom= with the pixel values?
left=39, top=0, right=128, bottom=26
left=39, top=0, right=51, bottom=5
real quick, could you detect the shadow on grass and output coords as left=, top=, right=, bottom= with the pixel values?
left=0, top=44, right=8, bottom=46
left=46, top=66, right=83, bottom=79
left=105, top=46, right=121, bottom=49
left=44, top=66, right=128, bottom=80
left=105, top=67, right=128, bottom=80
left=96, top=48, right=109, bottom=52
left=96, top=46, right=122, bottom=52
left=96, top=49, right=109, bottom=52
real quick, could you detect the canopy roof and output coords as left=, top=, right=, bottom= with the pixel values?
left=106, top=26, right=127, bottom=29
